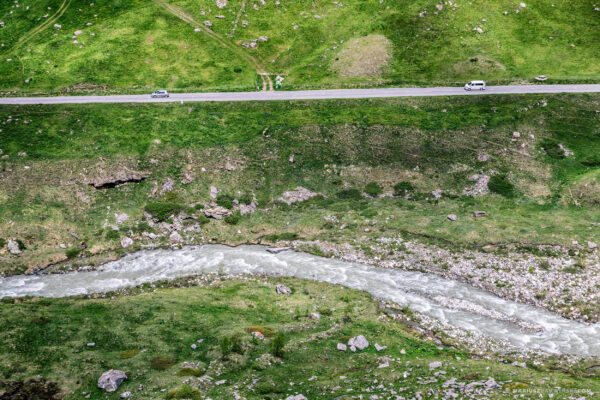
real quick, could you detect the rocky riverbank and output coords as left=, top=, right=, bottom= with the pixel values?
left=293, top=237, right=600, bottom=323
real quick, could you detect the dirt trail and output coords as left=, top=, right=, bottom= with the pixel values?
left=155, top=0, right=273, bottom=91
left=14, top=0, right=72, bottom=49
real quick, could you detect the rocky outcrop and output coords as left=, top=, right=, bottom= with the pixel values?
left=203, top=206, right=232, bottom=220
left=98, top=370, right=127, bottom=392
left=85, top=169, right=149, bottom=189
left=278, top=187, right=322, bottom=205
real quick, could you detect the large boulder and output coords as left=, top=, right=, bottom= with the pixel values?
left=276, top=284, right=292, bottom=295
left=348, top=335, right=369, bottom=351
left=7, top=239, right=22, bottom=255
left=98, top=369, right=127, bottom=392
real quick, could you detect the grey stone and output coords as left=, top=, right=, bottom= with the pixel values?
left=348, top=335, right=368, bottom=350
left=210, top=186, right=218, bottom=198
left=286, top=395, right=307, bottom=400
left=447, top=214, right=457, bottom=221
left=120, top=392, right=132, bottom=399
left=120, top=237, right=134, bottom=248
left=276, top=284, right=292, bottom=295
left=473, top=211, right=487, bottom=218
left=98, top=370, right=127, bottom=392
left=7, top=239, right=22, bottom=255
left=374, top=343, right=387, bottom=351
left=169, top=231, right=183, bottom=243
left=337, top=343, right=347, bottom=351
left=429, top=361, right=442, bottom=370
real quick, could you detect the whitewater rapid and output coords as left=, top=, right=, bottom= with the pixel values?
left=0, top=245, right=598, bottom=356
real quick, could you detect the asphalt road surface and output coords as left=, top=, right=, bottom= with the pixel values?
left=1, top=84, right=600, bottom=105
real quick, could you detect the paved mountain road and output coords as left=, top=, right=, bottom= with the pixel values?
left=1, top=84, right=600, bottom=105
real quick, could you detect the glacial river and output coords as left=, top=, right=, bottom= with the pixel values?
left=0, top=245, right=598, bottom=356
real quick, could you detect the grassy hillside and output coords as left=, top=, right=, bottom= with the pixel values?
left=0, top=0, right=599, bottom=94
left=1, top=277, right=598, bottom=399
left=2, top=94, right=600, bottom=276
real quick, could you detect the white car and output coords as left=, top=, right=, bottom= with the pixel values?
left=464, top=81, right=486, bottom=91
left=151, top=90, right=170, bottom=98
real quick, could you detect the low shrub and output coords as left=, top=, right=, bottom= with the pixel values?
left=144, top=202, right=184, bottom=221
left=263, top=233, right=298, bottom=242
left=336, top=188, right=362, bottom=200
left=224, top=211, right=241, bottom=225
left=105, top=229, right=120, bottom=240
left=65, top=247, right=81, bottom=259
left=245, top=325, right=274, bottom=337
left=0, top=238, right=5, bottom=247
left=196, top=213, right=211, bottom=225
left=393, top=181, right=414, bottom=196
left=216, top=194, right=234, bottom=209
left=238, top=193, right=253, bottom=205
left=150, top=355, right=175, bottom=370
left=488, top=174, right=515, bottom=198
left=221, top=334, right=244, bottom=357
left=0, top=379, right=62, bottom=400
left=580, top=154, right=600, bottom=166
left=15, top=239, right=26, bottom=251
left=271, top=332, right=285, bottom=358
left=176, top=368, right=204, bottom=377
left=364, top=182, right=383, bottom=197
left=541, top=140, right=565, bottom=160
left=166, top=385, right=203, bottom=400
left=119, top=349, right=140, bottom=359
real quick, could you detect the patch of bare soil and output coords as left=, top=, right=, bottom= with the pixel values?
left=330, top=35, right=393, bottom=78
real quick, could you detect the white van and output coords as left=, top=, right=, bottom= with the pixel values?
left=464, top=81, right=486, bottom=91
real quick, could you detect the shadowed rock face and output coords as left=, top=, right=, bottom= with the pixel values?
left=85, top=169, right=150, bottom=189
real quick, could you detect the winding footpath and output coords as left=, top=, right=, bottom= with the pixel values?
left=1, top=84, right=600, bottom=104
left=1, top=245, right=600, bottom=357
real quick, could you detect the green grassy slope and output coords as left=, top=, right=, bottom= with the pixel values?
left=1, top=278, right=597, bottom=399
left=0, top=0, right=599, bottom=94
left=1, top=94, right=600, bottom=274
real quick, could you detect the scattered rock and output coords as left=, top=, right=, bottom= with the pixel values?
left=374, top=343, right=387, bottom=351
left=120, top=237, right=134, bottom=248
left=477, top=153, right=490, bottom=162
left=588, top=241, right=597, bottom=249
left=463, top=174, right=490, bottom=196
left=74, top=30, right=83, bottom=36
left=278, top=187, right=322, bottom=205
left=203, top=206, right=232, bottom=220
left=216, top=0, right=227, bottom=8
left=276, top=284, right=292, bottom=295
left=348, top=335, right=368, bottom=350
left=210, top=186, right=218, bottom=199
left=473, top=27, right=484, bottom=33
left=120, top=392, right=132, bottom=399
left=286, top=395, right=307, bottom=400
left=337, top=343, right=347, bottom=351
left=98, top=370, right=127, bottom=392
left=169, top=231, right=183, bottom=243
left=159, top=178, right=174, bottom=196
left=429, top=361, right=442, bottom=370
left=204, top=20, right=213, bottom=27
left=309, top=312, right=320, bottom=320
left=114, top=213, right=129, bottom=224
left=473, top=211, right=487, bottom=218
left=447, top=214, right=458, bottom=221
left=87, top=342, right=95, bottom=347
left=558, top=143, right=574, bottom=157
